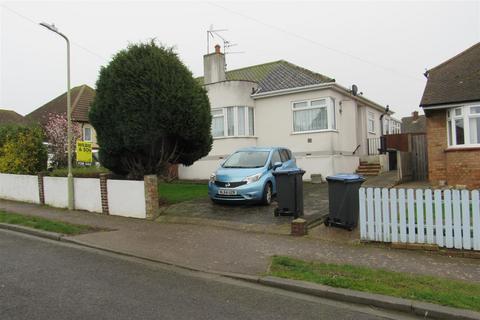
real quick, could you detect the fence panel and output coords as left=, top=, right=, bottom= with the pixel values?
left=359, top=187, right=480, bottom=251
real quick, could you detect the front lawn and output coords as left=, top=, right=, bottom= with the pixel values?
left=49, top=166, right=110, bottom=178
left=269, top=256, right=480, bottom=312
left=0, top=211, right=95, bottom=235
left=158, top=181, right=208, bottom=204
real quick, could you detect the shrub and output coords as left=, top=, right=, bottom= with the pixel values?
left=0, top=125, right=47, bottom=174
left=89, top=41, right=212, bottom=179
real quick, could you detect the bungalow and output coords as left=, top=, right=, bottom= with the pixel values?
left=179, top=45, right=401, bottom=180
left=26, top=84, right=98, bottom=148
left=420, top=42, right=480, bottom=189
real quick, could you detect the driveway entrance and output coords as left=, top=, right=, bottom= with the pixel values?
left=157, top=183, right=329, bottom=234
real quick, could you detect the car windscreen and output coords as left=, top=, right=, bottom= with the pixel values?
left=222, top=151, right=270, bottom=168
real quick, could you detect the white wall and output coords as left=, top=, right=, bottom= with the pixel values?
left=44, top=176, right=68, bottom=208
left=179, top=158, right=224, bottom=180
left=107, top=180, right=146, bottom=219
left=0, top=173, right=39, bottom=203
left=74, top=178, right=102, bottom=212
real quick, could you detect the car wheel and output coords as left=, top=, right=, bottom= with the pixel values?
left=261, top=182, right=273, bottom=205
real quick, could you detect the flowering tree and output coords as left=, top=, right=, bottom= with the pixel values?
left=44, top=113, right=82, bottom=168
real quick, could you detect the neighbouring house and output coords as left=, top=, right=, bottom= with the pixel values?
left=420, top=42, right=480, bottom=189
left=26, top=84, right=98, bottom=149
left=401, top=111, right=426, bottom=134
left=0, top=109, right=26, bottom=126
left=179, top=44, right=401, bottom=180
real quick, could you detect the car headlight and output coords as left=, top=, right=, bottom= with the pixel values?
left=243, top=173, right=262, bottom=184
left=209, top=173, right=216, bottom=183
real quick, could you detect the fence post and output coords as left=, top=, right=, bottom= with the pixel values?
left=144, top=175, right=159, bottom=220
left=99, top=173, right=109, bottom=215
left=37, top=172, right=45, bottom=205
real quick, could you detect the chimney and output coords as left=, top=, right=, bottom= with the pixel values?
left=412, top=111, right=419, bottom=120
left=203, top=44, right=226, bottom=84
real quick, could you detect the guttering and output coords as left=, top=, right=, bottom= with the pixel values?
left=421, top=100, right=480, bottom=110
left=251, top=82, right=390, bottom=114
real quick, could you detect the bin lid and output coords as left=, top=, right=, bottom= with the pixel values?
left=272, top=168, right=306, bottom=176
left=326, top=173, right=365, bottom=182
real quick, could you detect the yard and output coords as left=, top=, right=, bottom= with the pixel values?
left=158, top=181, right=208, bottom=204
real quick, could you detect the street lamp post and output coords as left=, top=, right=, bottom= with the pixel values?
left=40, top=22, right=74, bottom=210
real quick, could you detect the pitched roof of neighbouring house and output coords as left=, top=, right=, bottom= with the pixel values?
left=198, top=60, right=335, bottom=93
left=401, top=114, right=426, bottom=133
left=420, top=42, right=480, bottom=107
left=26, top=84, right=95, bottom=125
left=0, top=109, right=26, bottom=125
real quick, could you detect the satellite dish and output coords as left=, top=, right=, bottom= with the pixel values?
left=351, top=84, right=358, bottom=96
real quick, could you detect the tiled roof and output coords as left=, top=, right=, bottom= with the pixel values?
left=199, top=60, right=334, bottom=93
left=26, top=84, right=95, bottom=125
left=0, top=109, right=26, bottom=125
left=421, top=42, right=480, bottom=107
left=401, top=115, right=426, bottom=133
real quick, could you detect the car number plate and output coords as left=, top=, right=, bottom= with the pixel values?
left=218, top=188, right=237, bottom=195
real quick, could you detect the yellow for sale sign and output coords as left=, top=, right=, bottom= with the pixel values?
left=76, top=141, right=92, bottom=163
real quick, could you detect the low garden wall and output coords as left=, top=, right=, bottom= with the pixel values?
left=0, top=172, right=158, bottom=219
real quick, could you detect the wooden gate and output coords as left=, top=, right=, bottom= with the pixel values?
left=411, top=134, right=428, bottom=180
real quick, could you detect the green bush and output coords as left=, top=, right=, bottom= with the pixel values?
left=0, top=125, right=47, bottom=174
left=49, top=166, right=110, bottom=178
left=89, top=41, right=212, bottom=179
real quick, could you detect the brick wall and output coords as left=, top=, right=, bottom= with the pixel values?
left=426, top=109, right=480, bottom=189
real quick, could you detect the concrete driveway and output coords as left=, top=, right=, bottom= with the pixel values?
left=157, top=182, right=329, bottom=234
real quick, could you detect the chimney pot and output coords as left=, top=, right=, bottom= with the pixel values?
left=215, top=44, right=221, bottom=54
left=412, top=111, right=419, bottom=120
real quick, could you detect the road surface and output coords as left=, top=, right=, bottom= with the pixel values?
left=0, top=230, right=419, bottom=320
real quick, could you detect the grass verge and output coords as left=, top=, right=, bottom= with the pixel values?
left=158, top=181, right=208, bottom=204
left=0, top=211, right=95, bottom=235
left=269, top=256, right=480, bottom=312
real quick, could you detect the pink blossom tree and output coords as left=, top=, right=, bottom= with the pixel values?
left=44, top=113, right=82, bottom=168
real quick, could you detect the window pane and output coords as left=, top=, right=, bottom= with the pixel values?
left=455, top=119, right=465, bottom=145
left=271, top=150, right=281, bottom=164
left=368, top=119, right=375, bottom=133
left=237, top=107, right=245, bottom=136
left=470, top=106, right=480, bottom=114
left=248, top=108, right=254, bottom=136
left=84, top=128, right=92, bottom=141
left=293, top=101, right=308, bottom=109
left=293, top=107, right=328, bottom=132
left=469, top=117, right=480, bottom=144
left=447, top=120, right=452, bottom=145
left=212, top=116, right=224, bottom=137
left=455, top=108, right=462, bottom=116
left=226, top=107, right=234, bottom=136
left=311, top=99, right=327, bottom=107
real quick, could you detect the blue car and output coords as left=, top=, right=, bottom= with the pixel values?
left=208, top=147, right=297, bottom=205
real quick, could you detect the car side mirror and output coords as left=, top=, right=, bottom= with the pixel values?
left=272, top=162, right=282, bottom=170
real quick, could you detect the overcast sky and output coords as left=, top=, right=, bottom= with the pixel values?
left=1, top=1, right=479, bottom=118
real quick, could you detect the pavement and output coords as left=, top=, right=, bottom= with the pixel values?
left=362, top=171, right=400, bottom=188
left=158, top=182, right=329, bottom=234
left=2, top=230, right=417, bottom=320
left=1, top=198, right=479, bottom=283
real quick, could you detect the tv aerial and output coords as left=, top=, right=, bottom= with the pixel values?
left=206, top=25, right=244, bottom=55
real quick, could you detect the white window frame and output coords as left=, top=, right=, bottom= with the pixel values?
left=367, top=111, right=375, bottom=134
left=83, top=126, right=92, bottom=142
left=211, top=106, right=255, bottom=139
left=446, top=104, right=480, bottom=147
left=291, top=97, right=335, bottom=134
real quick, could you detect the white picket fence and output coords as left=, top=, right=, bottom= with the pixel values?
left=359, top=187, right=480, bottom=251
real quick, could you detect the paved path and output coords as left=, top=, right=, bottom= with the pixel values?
left=2, top=231, right=421, bottom=320
left=1, top=199, right=479, bottom=282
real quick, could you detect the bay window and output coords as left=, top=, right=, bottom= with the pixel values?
left=447, top=105, right=480, bottom=146
left=292, top=98, right=335, bottom=133
left=211, top=106, right=255, bottom=138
